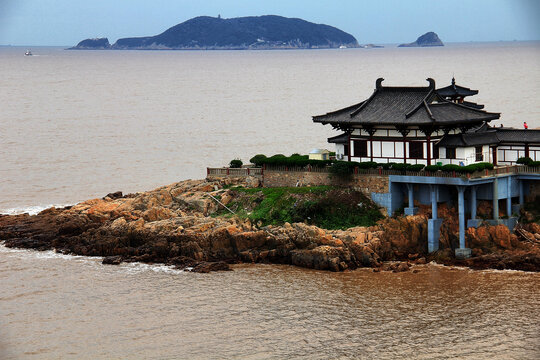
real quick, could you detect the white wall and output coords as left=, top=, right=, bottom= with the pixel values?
left=334, top=144, right=345, bottom=160
left=437, top=145, right=492, bottom=165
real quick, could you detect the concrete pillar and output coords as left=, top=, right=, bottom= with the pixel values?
left=404, top=183, right=418, bottom=216
left=467, top=186, right=481, bottom=229
left=458, top=186, right=466, bottom=249
left=455, top=186, right=471, bottom=259
left=493, top=178, right=499, bottom=220
left=428, top=184, right=442, bottom=252
left=519, top=180, right=524, bottom=206
left=470, top=186, right=477, bottom=219
left=506, top=176, right=512, bottom=216
left=430, top=185, right=437, bottom=219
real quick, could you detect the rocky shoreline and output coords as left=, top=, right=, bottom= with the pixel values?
left=1, top=178, right=539, bottom=273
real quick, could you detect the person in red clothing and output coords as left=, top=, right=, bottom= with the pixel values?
left=524, top=122, right=528, bottom=129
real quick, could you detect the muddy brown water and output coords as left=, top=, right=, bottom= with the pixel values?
left=1, top=245, right=539, bottom=359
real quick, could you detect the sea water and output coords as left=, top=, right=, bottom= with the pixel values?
left=1, top=42, right=540, bottom=359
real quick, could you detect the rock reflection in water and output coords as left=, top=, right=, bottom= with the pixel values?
left=0, top=246, right=539, bottom=359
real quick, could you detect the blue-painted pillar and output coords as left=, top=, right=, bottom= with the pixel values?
left=470, top=186, right=477, bottom=219
left=493, top=178, right=499, bottom=220
left=506, top=176, right=512, bottom=216
left=467, top=186, right=481, bottom=229
left=408, top=184, right=414, bottom=208
left=427, top=184, right=442, bottom=253
left=458, top=186, right=466, bottom=249
left=519, top=180, right=524, bottom=206
left=404, top=183, right=418, bottom=216
left=430, top=185, right=437, bottom=219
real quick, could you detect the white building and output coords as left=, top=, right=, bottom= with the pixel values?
left=315, top=78, right=539, bottom=166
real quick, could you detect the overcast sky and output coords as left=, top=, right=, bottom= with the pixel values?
left=1, top=0, right=539, bottom=46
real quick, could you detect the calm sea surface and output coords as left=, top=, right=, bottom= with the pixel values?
left=1, top=42, right=540, bottom=359
left=1, top=42, right=540, bottom=212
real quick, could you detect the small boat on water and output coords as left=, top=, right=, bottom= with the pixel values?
left=24, top=50, right=32, bottom=56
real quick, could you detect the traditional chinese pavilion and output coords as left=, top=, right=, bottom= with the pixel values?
left=315, top=78, right=539, bottom=166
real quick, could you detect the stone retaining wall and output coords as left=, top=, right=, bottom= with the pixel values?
left=263, top=170, right=389, bottom=195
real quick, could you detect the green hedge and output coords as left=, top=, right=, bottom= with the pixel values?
left=424, top=165, right=440, bottom=172
left=517, top=157, right=540, bottom=167
left=249, top=153, right=331, bottom=168
left=248, top=153, right=497, bottom=174
left=517, top=157, right=533, bottom=165
left=229, top=159, right=243, bottom=168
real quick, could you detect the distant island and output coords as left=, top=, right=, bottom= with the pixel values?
left=398, top=32, right=444, bottom=47
left=69, top=15, right=359, bottom=50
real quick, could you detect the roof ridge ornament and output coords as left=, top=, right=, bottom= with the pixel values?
left=426, top=78, right=435, bottom=89
left=376, top=78, right=384, bottom=89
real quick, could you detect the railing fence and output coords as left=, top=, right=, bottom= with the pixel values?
left=206, top=164, right=539, bottom=179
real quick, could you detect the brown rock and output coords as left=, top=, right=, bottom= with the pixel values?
left=103, top=191, right=123, bottom=200
left=394, top=262, right=409, bottom=272
left=191, top=261, right=231, bottom=273
left=102, top=256, right=123, bottom=265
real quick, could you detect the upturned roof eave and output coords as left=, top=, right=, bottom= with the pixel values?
left=313, top=115, right=498, bottom=128
left=312, top=101, right=366, bottom=122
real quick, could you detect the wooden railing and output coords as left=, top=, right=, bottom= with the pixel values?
left=207, top=165, right=539, bottom=179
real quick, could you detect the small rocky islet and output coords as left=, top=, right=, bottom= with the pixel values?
left=1, top=177, right=539, bottom=273
left=398, top=31, right=444, bottom=47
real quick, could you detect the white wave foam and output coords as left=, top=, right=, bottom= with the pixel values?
left=0, top=204, right=73, bottom=216
left=118, top=262, right=185, bottom=275
left=0, top=244, right=185, bottom=275
left=0, top=244, right=101, bottom=261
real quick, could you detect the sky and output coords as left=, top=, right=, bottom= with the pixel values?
left=1, top=0, right=539, bottom=46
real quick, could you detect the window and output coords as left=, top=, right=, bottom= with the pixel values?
left=446, top=147, right=456, bottom=159
left=433, top=145, right=439, bottom=159
left=475, top=146, right=483, bottom=161
left=409, top=141, right=424, bottom=159
left=353, top=140, right=367, bottom=158
left=343, top=144, right=349, bottom=156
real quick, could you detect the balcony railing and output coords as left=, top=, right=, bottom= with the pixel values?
left=207, top=165, right=539, bottom=179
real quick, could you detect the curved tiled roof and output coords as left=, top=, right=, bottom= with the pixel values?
left=327, top=132, right=348, bottom=144
left=437, top=127, right=540, bottom=147
left=436, top=78, right=478, bottom=98
left=313, top=78, right=499, bottom=127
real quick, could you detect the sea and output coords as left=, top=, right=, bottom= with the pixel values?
left=1, top=42, right=539, bottom=359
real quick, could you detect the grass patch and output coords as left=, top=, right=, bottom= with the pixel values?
left=218, top=186, right=383, bottom=229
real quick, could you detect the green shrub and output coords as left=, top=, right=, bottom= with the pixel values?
left=249, top=154, right=267, bottom=166
left=425, top=164, right=441, bottom=172
left=392, top=163, right=410, bottom=171
left=229, top=159, right=243, bottom=168
left=330, top=161, right=355, bottom=177
left=441, top=164, right=461, bottom=172
left=249, top=153, right=331, bottom=168
left=266, top=154, right=287, bottom=166
left=357, top=161, right=378, bottom=169
left=462, top=164, right=478, bottom=173
left=381, top=162, right=395, bottom=170
left=517, top=157, right=533, bottom=165
left=408, top=164, right=425, bottom=172
left=531, top=161, right=540, bottom=167
left=476, top=162, right=494, bottom=170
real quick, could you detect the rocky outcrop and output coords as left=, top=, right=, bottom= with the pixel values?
left=69, top=38, right=111, bottom=50
left=1, top=178, right=539, bottom=272
left=398, top=32, right=444, bottom=47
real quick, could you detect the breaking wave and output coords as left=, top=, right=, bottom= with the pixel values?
left=0, top=204, right=73, bottom=216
